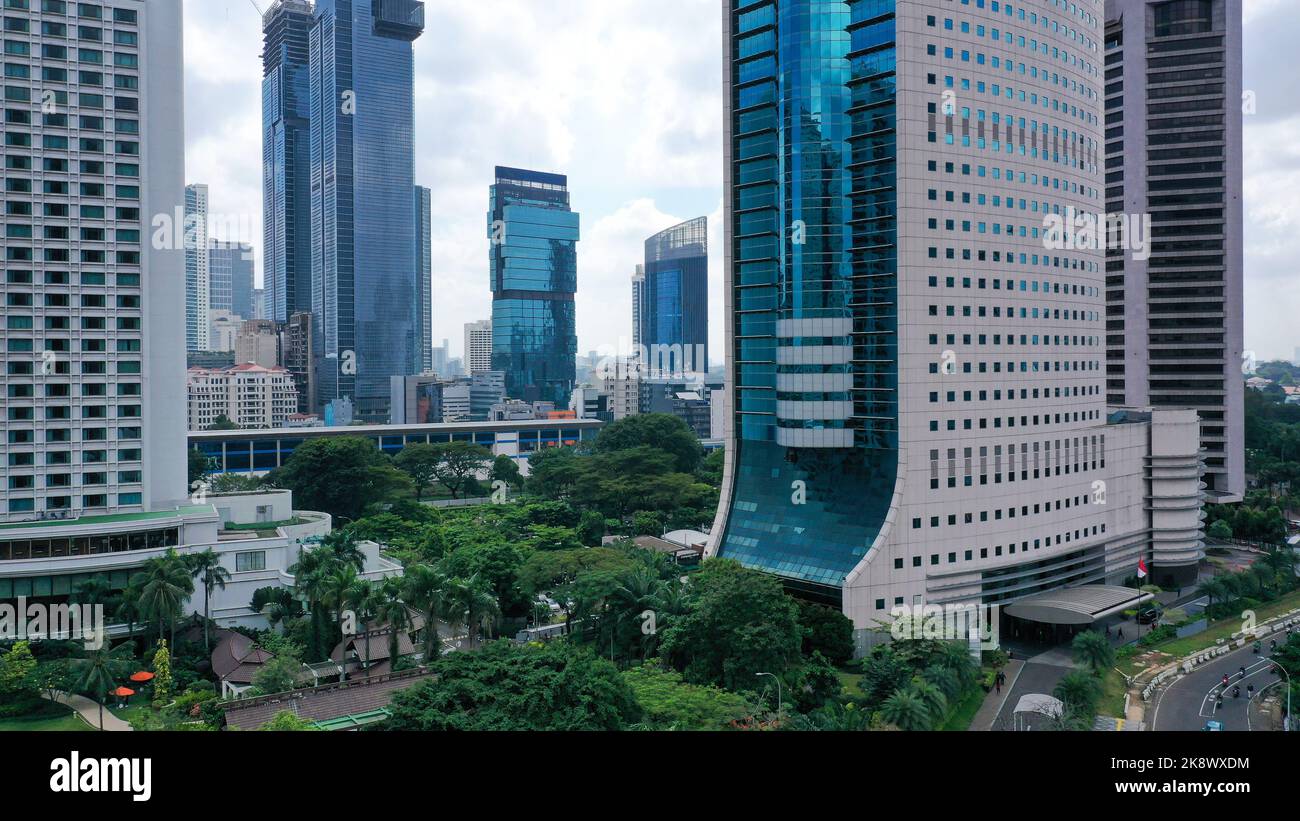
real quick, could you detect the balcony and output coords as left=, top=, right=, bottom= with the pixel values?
left=372, top=0, right=425, bottom=41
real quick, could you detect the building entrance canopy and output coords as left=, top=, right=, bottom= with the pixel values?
left=1003, top=585, right=1154, bottom=626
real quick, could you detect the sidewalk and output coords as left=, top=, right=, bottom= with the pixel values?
left=969, top=659, right=1024, bottom=731
left=42, top=691, right=133, bottom=732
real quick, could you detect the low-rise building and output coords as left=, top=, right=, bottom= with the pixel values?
left=188, top=364, right=300, bottom=430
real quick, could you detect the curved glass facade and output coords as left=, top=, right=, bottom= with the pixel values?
left=717, top=0, right=899, bottom=593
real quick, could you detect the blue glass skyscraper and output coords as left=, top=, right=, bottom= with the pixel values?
left=262, top=0, right=314, bottom=324
left=712, top=0, right=899, bottom=603
left=641, top=217, right=709, bottom=376
left=414, top=184, right=433, bottom=372
left=488, top=167, right=580, bottom=406
left=309, top=0, right=425, bottom=420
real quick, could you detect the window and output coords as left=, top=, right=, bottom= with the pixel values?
left=235, top=551, right=266, bottom=572
left=1154, top=0, right=1214, bottom=37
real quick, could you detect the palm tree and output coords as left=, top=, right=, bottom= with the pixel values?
left=72, top=577, right=113, bottom=607
left=186, top=549, right=232, bottom=649
left=290, top=547, right=339, bottom=661
left=374, top=579, right=413, bottom=667
left=1071, top=630, right=1115, bottom=675
left=1197, top=576, right=1229, bottom=622
left=251, top=587, right=302, bottom=631
left=922, top=664, right=961, bottom=701
left=936, top=640, right=979, bottom=691
left=71, top=643, right=135, bottom=730
left=880, top=688, right=932, bottom=731
left=907, top=679, right=948, bottom=722
left=402, top=564, right=450, bottom=662
left=132, top=549, right=194, bottom=652
left=448, top=575, right=499, bottom=647
left=1053, top=670, right=1103, bottom=727
left=610, top=567, right=663, bottom=660
left=349, top=579, right=381, bottom=673
left=322, top=531, right=366, bottom=572
left=320, top=564, right=360, bottom=679
left=113, top=590, right=142, bottom=640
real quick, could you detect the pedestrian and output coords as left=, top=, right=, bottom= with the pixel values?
left=1117, top=627, right=1124, bottom=640
left=995, top=674, right=1002, bottom=694
left=1105, top=624, right=1111, bottom=637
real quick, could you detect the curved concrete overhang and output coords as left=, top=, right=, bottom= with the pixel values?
left=1003, top=585, right=1154, bottom=626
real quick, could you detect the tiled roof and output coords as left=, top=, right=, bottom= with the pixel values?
left=221, top=668, right=434, bottom=731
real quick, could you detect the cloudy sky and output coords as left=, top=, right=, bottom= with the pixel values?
left=184, top=0, right=1294, bottom=364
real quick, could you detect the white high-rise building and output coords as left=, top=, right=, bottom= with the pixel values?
left=464, top=319, right=493, bottom=374
left=0, top=0, right=188, bottom=522
left=709, top=0, right=1206, bottom=635
left=187, top=365, right=299, bottom=431
left=184, top=183, right=210, bottom=351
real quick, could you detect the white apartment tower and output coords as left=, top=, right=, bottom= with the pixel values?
left=464, top=319, right=492, bottom=375
left=184, top=182, right=210, bottom=351
left=0, top=0, right=188, bottom=523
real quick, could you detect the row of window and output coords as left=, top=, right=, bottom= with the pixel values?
left=5, top=491, right=140, bottom=513
left=7, top=447, right=139, bottom=465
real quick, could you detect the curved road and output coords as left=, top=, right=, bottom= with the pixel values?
left=1149, top=640, right=1286, bottom=731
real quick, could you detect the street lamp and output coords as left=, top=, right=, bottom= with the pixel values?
left=756, top=672, right=782, bottom=722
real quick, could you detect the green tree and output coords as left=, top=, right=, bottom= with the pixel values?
left=251, top=652, right=302, bottom=695
left=374, top=577, right=413, bottom=666
left=379, top=641, right=641, bottom=731
left=206, top=414, right=240, bottom=431
left=622, top=663, right=751, bottom=730
left=269, top=436, right=411, bottom=521
left=403, top=564, right=451, bottom=661
left=1053, top=670, right=1103, bottom=729
left=72, top=642, right=135, bottom=730
left=188, top=448, right=213, bottom=485
left=257, top=710, right=320, bottom=731
left=132, top=548, right=195, bottom=650
left=1207, top=519, right=1233, bottom=541
left=879, top=687, right=932, bottom=731
left=185, top=549, right=231, bottom=650
left=491, top=454, right=522, bottom=488
left=426, top=441, right=493, bottom=499
left=797, top=600, right=856, bottom=665
left=152, top=641, right=173, bottom=706
left=1196, top=576, right=1229, bottom=622
left=0, top=641, right=38, bottom=701
left=659, top=559, right=802, bottom=690
left=1071, top=630, right=1115, bottom=675
left=595, top=413, right=703, bottom=473
left=394, top=443, right=442, bottom=501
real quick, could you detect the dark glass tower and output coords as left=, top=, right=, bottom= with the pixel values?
left=309, top=0, right=425, bottom=420
left=712, top=0, right=899, bottom=603
left=488, top=167, right=580, bottom=405
left=414, top=184, right=433, bottom=372
left=262, top=0, right=314, bottom=324
left=641, top=217, right=709, bottom=376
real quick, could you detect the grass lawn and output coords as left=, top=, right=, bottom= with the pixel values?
left=1099, top=668, right=1129, bottom=718
left=836, top=668, right=863, bottom=696
left=1147, top=589, right=1300, bottom=659
left=938, top=684, right=987, bottom=731
left=0, top=703, right=92, bottom=732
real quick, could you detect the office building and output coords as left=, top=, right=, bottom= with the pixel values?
left=631, top=264, right=646, bottom=347
left=184, top=183, right=211, bottom=352
left=415, top=185, right=433, bottom=372
left=235, top=320, right=281, bottom=369
left=209, top=240, right=256, bottom=321
left=310, top=0, right=426, bottom=420
left=209, top=310, right=242, bottom=354
left=640, top=217, right=709, bottom=377
left=262, top=0, right=315, bottom=323
left=464, top=319, right=493, bottom=374
left=709, top=0, right=1206, bottom=634
left=488, top=166, right=579, bottom=405
left=431, top=338, right=450, bottom=377
left=1103, top=0, right=1244, bottom=501
left=280, top=311, right=317, bottom=415
left=389, top=374, right=444, bottom=425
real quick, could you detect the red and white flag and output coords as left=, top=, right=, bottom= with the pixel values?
left=1137, top=558, right=1148, bottom=579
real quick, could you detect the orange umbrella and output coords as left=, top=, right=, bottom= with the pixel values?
left=111, top=686, right=135, bottom=697
left=129, top=671, right=154, bottom=683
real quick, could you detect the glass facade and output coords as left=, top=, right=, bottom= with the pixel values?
left=209, top=241, right=256, bottom=319
left=642, top=217, right=709, bottom=375
left=488, top=167, right=580, bottom=405
left=414, top=185, right=433, bottom=371
left=310, top=0, right=424, bottom=420
left=262, top=0, right=314, bottom=324
left=717, top=0, right=899, bottom=595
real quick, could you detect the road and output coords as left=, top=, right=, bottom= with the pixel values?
left=1149, top=640, right=1287, bottom=731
